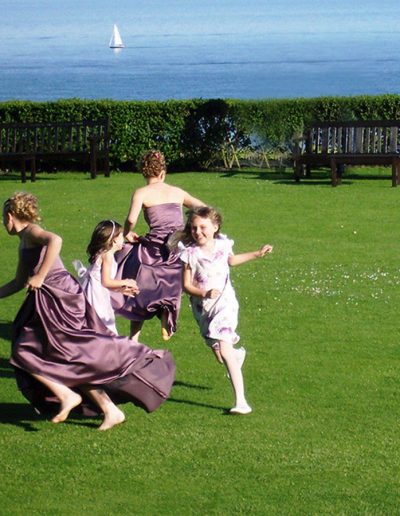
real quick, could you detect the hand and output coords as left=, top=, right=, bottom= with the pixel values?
left=122, top=286, right=138, bottom=297
left=124, top=279, right=140, bottom=294
left=26, top=274, right=44, bottom=290
left=125, top=231, right=139, bottom=243
left=206, top=288, right=221, bottom=299
left=258, top=244, right=273, bottom=257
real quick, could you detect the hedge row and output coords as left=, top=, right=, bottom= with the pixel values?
left=2, top=95, right=400, bottom=169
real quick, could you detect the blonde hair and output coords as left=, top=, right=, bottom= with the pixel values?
left=3, top=192, right=41, bottom=223
left=140, top=149, right=166, bottom=178
left=168, top=206, right=222, bottom=249
left=87, top=220, right=122, bottom=264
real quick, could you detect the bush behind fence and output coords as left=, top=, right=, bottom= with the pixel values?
left=2, top=95, right=400, bottom=170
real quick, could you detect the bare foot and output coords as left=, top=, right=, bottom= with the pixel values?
left=161, top=327, right=172, bottom=341
left=51, top=392, right=82, bottom=423
left=98, top=406, right=125, bottom=431
left=161, top=309, right=172, bottom=341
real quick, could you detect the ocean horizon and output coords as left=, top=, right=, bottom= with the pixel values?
left=2, top=0, right=400, bottom=102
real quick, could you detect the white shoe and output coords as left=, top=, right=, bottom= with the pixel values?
left=230, top=402, right=252, bottom=415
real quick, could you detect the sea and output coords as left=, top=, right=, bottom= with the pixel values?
left=1, top=0, right=400, bottom=102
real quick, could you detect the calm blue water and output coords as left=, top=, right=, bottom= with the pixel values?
left=1, top=0, right=400, bottom=101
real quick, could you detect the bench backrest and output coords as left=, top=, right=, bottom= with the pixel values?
left=0, top=119, right=109, bottom=155
left=304, top=120, right=400, bottom=155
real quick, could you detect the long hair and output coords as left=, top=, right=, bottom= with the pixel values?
left=3, top=192, right=41, bottom=223
left=87, top=220, right=122, bottom=264
left=168, top=206, right=222, bottom=250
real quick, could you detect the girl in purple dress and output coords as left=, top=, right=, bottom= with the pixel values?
left=1, top=193, right=176, bottom=430
left=179, top=206, right=273, bottom=415
left=116, top=149, right=204, bottom=341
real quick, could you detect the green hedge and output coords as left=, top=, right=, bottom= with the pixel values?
left=2, top=95, right=400, bottom=169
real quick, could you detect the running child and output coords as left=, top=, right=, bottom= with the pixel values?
left=74, top=220, right=139, bottom=335
left=179, top=206, right=273, bottom=415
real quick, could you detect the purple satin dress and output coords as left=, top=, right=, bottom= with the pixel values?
left=115, top=203, right=184, bottom=335
left=10, top=246, right=176, bottom=414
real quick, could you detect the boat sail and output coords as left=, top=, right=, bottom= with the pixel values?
left=109, top=24, right=124, bottom=48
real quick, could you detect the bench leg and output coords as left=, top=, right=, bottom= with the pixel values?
left=21, top=158, right=27, bottom=183
left=397, top=160, right=400, bottom=186
left=330, top=158, right=338, bottom=187
left=90, top=153, right=97, bottom=179
left=392, top=159, right=400, bottom=187
left=31, top=157, right=37, bottom=182
left=337, top=163, right=344, bottom=185
left=89, top=138, right=98, bottom=179
left=104, top=155, right=110, bottom=177
left=294, top=162, right=303, bottom=182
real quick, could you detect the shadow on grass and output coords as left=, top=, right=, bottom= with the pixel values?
left=0, top=173, right=59, bottom=182
left=217, top=167, right=334, bottom=185
left=0, top=401, right=101, bottom=431
left=0, top=402, right=42, bottom=432
left=217, top=166, right=393, bottom=186
left=168, top=397, right=226, bottom=411
left=0, top=321, right=12, bottom=341
left=218, top=167, right=292, bottom=182
left=0, top=172, right=99, bottom=182
left=0, top=358, right=14, bottom=378
left=170, top=380, right=227, bottom=410
left=173, top=380, right=211, bottom=390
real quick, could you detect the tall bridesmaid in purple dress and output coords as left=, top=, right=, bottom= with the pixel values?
left=1, top=192, right=176, bottom=431
left=115, top=150, right=205, bottom=341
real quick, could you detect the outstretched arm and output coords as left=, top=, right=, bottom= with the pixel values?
left=124, top=190, right=144, bottom=242
left=228, top=244, right=273, bottom=267
left=25, top=225, right=63, bottom=290
left=182, top=190, right=206, bottom=209
left=182, top=264, right=220, bottom=299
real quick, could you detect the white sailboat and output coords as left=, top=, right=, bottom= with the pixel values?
left=109, top=24, right=124, bottom=48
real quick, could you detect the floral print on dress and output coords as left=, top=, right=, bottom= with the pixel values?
left=180, top=234, right=240, bottom=347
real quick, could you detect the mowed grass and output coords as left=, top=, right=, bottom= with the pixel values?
left=0, top=167, right=399, bottom=514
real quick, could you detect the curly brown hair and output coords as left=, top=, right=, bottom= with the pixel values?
left=140, top=149, right=167, bottom=178
left=3, top=192, right=41, bottom=223
left=86, top=220, right=122, bottom=264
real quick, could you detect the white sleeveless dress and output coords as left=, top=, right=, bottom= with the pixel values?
left=73, top=257, right=118, bottom=335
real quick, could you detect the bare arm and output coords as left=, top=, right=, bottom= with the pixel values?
left=25, top=225, right=63, bottom=290
left=182, top=190, right=206, bottom=209
left=0, top=257, right=30, bottom=298
left=100, top=252, right=139, bottom=295
left=124, top=189, right=144, bottom=241
left=182, top=264, right=220, bottom=299
left=228, top=244, right=273, bottom=267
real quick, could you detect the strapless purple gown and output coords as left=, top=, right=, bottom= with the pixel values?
left=10, top=246, right=176, bottom=414
left=115, top=203, right=184, bottom=335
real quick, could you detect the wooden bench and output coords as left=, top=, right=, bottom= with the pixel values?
left=293, top=120, right=400, bottom=187
left=0, top=119, right=110, bottom=182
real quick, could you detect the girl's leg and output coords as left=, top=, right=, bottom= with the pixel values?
left=31, top=373, right=82, bottom=424
left=211, top=343, right=223, bottom=364
left=219, top=341, right=251, bottom=414
left=161, top=309, right=171, bottom=341
left=80, top=386, right=125, bottom=431
left=130, top=320, right=143, bottom=340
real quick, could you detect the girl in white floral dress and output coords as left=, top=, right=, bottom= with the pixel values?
left=179, top=206, right=273, bottom=415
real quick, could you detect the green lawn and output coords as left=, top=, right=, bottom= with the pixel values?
left=0, top=167, right=399, bottom=514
